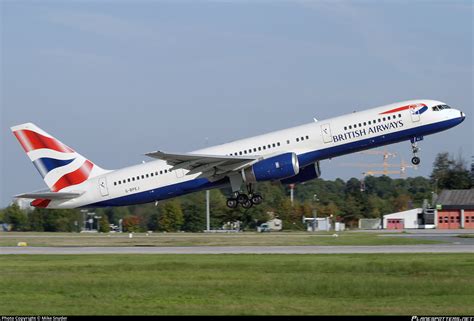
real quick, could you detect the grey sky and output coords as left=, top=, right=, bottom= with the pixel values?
left=1, top=1, right=472, bottom=206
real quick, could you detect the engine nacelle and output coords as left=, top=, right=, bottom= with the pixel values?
left=281, top=161, right=321, bottom=184
left=243, top=152, right=299, bottom=183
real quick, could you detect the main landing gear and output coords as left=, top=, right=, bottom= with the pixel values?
left=226, top=184, right=263, bottom=209
left=410, top=137, right=421, bottom=165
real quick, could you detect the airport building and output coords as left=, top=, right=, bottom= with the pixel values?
left=435, top=189, right=474, bottom=229
left=382, top=208, right=428, bottom=230
left=378, top=189, right=474, bottom=230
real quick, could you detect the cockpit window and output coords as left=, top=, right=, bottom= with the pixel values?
left=432, top=104, right=451, bottom=111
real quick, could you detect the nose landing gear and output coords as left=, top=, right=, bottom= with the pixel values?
left=410, top=137, right=422, bottom=165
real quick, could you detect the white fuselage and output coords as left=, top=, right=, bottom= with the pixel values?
left=47, top=99, right=465, bottom=208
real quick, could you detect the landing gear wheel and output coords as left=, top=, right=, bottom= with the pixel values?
left=411, top=156, right=420, bottom=165
left=242, top=199, right=253, bottom=209
left=236, top=193, right=249, bottom=204
left=251, top=194, right=263, bottom=205
left=226, top=198, right=238, bottom=209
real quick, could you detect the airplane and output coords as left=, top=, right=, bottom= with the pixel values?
left=11, top=99, right=465, bottom=209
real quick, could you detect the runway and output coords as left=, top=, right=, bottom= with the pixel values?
left=1, top=244, right=473, bottom=255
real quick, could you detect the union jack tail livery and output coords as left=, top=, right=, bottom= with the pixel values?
left=11, top=123, right=109, bottom=193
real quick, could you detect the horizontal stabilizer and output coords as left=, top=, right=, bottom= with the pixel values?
left=14, top=191, right=84, bottom=200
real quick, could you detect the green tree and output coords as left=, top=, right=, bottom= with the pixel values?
left=157, top=200, right=184, bottom=232
left=431, top=152, right=471, bottom=190
left=98, top=215, right=110, bottom=233
left=42, top=209, right=80, bottom=232
left=28, top=209, right=45, bottom=231
left=3, top=204, right=29, bottom=231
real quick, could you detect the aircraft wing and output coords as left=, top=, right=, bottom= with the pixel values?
left=145, top=150, right=260, bottom=177
left=14, top=191, right=84, bottom=200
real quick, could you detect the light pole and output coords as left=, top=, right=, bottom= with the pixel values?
left=206, top=190, right=210, bottom=232
left=87, top=212, right=96, bottom=231
left=312, top=194, right=319, bottom=232
left=204, top=137, right=211, bottom=232
left=95, top=216, right=102, bottom=232
left=80, top=209, right=88, bottom=232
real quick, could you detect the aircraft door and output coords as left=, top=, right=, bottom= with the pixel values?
left=320, top=123, right=333, bottom=143
left=410, top=105, right=420, bottom=122
left=98, top=177, right=109, bottom=197
left=174, top=168, right=185, bottom=178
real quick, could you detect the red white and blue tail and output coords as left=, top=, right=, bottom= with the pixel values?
left=11, top=123, right=109, bottom=192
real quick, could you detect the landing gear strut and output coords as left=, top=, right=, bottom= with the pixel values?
left=226, top=183, right=264, bottom=209
left=410, top=139, right=421, bottom=165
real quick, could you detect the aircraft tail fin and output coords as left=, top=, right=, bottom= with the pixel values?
left=11, top=122, right=109, bottom=192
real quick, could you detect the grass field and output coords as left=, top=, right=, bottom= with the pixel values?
left=0, top=254, right=472, bottom=315
left=0, top=231, right=444, bottom=247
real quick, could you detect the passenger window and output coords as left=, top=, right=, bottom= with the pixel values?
left=378, top=119, right=381, bottom=123
left=248, top=149, right=252, bottom=153
left=287, top=140, right=290, bottom=144
left=244, top=150, right=247, bottom=154
left=358, top=123, right=362, bottom=127
left=146, top=174, right=149, bottom=178
left=114, top=182, right=117, bottom=186
left=300, top=137, right=304, bottom=141
left=363, top=122, right=366, bottom=126
left=368, top=121, right=371, bottom=125
left=272, top=143, right=276, bottom=147
left=253, top=148, right=257, bottom=152
left=123, top=180, right=126, bottom=184
left=296, top=138, right=299, bottom=142
left=137, top=176, right=140, bottom=180
left=258, top=147, right=262, bottom=151
left=239, top=151, right=242, bottom=155
left=344, top=126, right=347, bottom=130
left=263, top=146, right=266, bottom=150
left=267, top=144, right=271, bottom=148
left=141, top=175, right=145, bottom=179
left=349, top=125, right=352, bottom=129
left=150, top=173, right=154, bottom=177
left=118, top=181, right=121, bottom=185
left=128, top=178, right=131, bottom=182
left=382, top=117, right=386, bottom=121
left=399, top=114, right=402, bottom=118
left=387, top=116, right=391, bottom=120
left=277, top=142, right=281, bottom=146
left=305, top=136, right=309, bottom=139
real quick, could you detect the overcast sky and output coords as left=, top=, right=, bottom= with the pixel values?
left=1, top=1, right=472, bottom=206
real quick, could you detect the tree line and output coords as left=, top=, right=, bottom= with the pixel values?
left=1, top=152, right=472, bottom=232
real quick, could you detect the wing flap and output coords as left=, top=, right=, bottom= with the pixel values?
left=145, top=150, right=260, bottom=178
